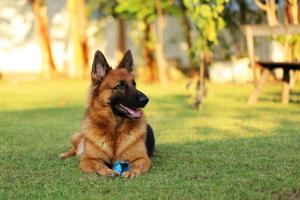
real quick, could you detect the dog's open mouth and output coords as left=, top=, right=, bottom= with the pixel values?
left=115, top=103, right=141, bottom=119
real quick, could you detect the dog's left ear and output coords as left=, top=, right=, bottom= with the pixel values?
left=91, top=50, right=111, bottom=84
left=117, top=50, right=134, bottom=73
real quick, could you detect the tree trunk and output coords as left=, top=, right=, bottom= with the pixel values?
left=67, top=0, right=88, bottom=78
left=178, top=0, right=194, bottom=76
left=116, top=18, right=126, bottom=61
left=285, top=0, right=299, bottom=25
left=267, top=0, right=279, bottom=26
left=29, top=0, right=56, bottom=79
left=77, top=0, right=89, bottom=75
left=155, top=0, right=168, bottom=85
left=254, top=0, right=279, bottom=85
left=254, top=0, right=278, bottom=26
left=143, top=21, right=157, bottom=83
left=238, top=0, right=247, bottom=24
left=284, top=0, right=299, bottom=62
left=285, top=0, right=299, bottom=87
left=195, top=52, right=206, bottom=109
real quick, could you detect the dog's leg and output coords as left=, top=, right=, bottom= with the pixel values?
left=122, top=157, right=151, bottom=179
left=80, top=156, right=117, bottom=177
left=59, top=148, right=76, bottom=159
left=59, top=132, right=82, bottom=159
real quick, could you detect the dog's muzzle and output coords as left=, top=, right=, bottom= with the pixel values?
left=137, top=91, right=149, bottom=108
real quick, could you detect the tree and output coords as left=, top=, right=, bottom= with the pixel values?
left=155, top=0, right=168, bottom=85
left=183, top=0, right=228, bottom=108
left=254, top=0, right=279, bottom=25
left=142, top=19, right=158, bottom=82
left=178, top=0, right=194, bottom=75
left=285, top=0, right=299, bottom=25
left=67, top=0, right=89, bottom=78
left=116, top=0, right=168, bottom=83
left=220, top=0, right=265, bottom=59
left=87, top=0, right=127, bottom=61
left=283, top=0, right=299, bottom=87
left=116, top=18, right=127, bottom=60
left=29, top=0, right=56, bottom=79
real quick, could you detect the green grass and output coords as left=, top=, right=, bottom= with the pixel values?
left=0, top=79, right=299, bottom=199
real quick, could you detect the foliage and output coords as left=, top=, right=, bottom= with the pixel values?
left=218, top=0, right=265, bottom=59
left=115, top=0, right=158, bottom=46
left=115, top=0, right=180, bottom=39
left=116, top=0, right=155, bottom=22
left=116, top=0, right=228, bottom=58
left=183, top=0, right=229, bottom=57
left=276, top=35, right=300, bottom=61
left=0, top=80, right=300, bottom=199
left=116, top=0, right=179, bottom=21
left=86, top=0, right=117, bottom=18
left=116, top=0, right=166, bottom=22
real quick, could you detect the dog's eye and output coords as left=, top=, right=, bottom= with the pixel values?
left=115, top=81, right=126, bottom=90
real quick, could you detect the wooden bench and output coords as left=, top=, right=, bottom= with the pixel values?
left=247, top=61, right=300, bottom=104
left=244, top=25, right=300, bottom=104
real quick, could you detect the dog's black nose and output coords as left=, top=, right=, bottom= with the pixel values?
left=138, top=93, right=149, bottom=108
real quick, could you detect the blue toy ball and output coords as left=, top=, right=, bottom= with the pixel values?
left=113, top=161, right=130, bottom=175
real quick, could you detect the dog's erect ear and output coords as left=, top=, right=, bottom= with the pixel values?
left=91, top=50, right=111, bottom=84
left=117, top=50, right=134, bottom=73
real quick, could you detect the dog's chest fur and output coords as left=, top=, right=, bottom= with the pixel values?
left=81, top=117, right=146, bottom=162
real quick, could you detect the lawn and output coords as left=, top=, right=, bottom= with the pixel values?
left=0, top=79, right=299, bottom=199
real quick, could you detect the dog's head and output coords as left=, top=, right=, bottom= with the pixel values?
left=90, top=50, right=148, bottom=120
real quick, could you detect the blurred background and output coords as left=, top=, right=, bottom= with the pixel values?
left=0, top=0, right=300, bottom=106
left=1, top=1, right=300, bottom=198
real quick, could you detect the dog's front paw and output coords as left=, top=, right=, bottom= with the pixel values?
left=58, top=153, right=67, bottom=159
left=98, top=168, right=118, bottom=177
left=122, top=169, right=141, bottom=179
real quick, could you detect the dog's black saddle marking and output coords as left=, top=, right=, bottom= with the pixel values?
left=146, top=124, right=155, bottom=157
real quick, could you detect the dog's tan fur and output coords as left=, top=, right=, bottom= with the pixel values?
left=59, top=55, right=151, bottom=178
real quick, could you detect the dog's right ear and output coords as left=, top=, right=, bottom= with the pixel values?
left=91, top=50, right=111, bottom=84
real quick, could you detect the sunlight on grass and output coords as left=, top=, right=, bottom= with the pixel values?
left=0, top=80, right=88, bottom=111
left=1, top=80, right=299, bottom=145
left=0, top=79, right=299, bottom=199
left=141, top=81, right=300, bottom=144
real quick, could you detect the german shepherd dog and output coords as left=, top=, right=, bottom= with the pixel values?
left=59, top=50, right=155, bottom=178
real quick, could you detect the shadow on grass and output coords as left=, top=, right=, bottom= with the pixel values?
left=259, top=96, right=300, bottom=104
left=0, top=99, right=299, bottom=199
left=149, top=94, right=194, bottom=112
left=151, top=116, right=299, bottom=199
left=1, top=120, right=299, bottom=199
left=251, top=88, right=300, bottom=104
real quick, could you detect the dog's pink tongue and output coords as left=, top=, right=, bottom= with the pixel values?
left=127, top=108, right=141, bottom=118
left=132, top=110, right=141, bottom=118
